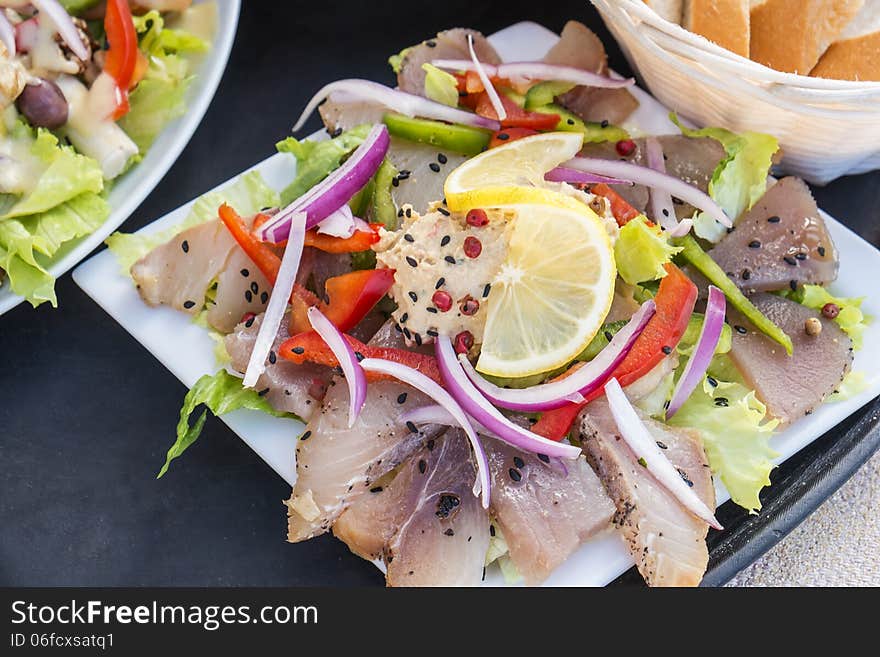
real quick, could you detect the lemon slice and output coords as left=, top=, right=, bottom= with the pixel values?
left=477, top=200, right=616, bottom=378
left=444, top=132, right=584, bottom=212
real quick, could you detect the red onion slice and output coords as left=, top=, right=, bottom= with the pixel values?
left=31, top=0, right=89, bottom=61
left=242, top=213, right=306, bottom=388
left=258, top=124, right=389, bottom=243
left=430, top=60, right=634, bottom=90
left=604, top=378, right=722, bottom=530
left=0, top=12, right=15, bottom=56
left=308, top=306, right=367, bottom=428
left=460, top=300, right=655, bottom=412
left=644, top=137, right=681, bottom=233
left=467, top=34, right=505, bottom=121
left=544, top=167, right=628, bottom=186
left=291, top=79, right=501, bottom=133
left=435, top=335, right=582, bottom=459
left=401, top=404, right=499, bottom=440
left=564, top=157, right=732, bottom=228
left=360, top=357, right=490, bottom=509
left=666, top=286, right=726, bottom=418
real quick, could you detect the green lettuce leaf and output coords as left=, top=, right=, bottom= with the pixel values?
left=828, top=370, right=868, bottom=403
left=106, top=170, right=278, bottom=274
left=668, top=361, right=779, bottom=513
left=276, top=124, right=372, bottom=205
left=614, top=215, right=682, bottom=285
left=672, top=115, right=778, bottom=243
left=158, top=371, right=291, bottom=478
left=422, top=63, right=459, bottom=107
left=388, top=46, right=413, bottom=74
left=118, top=10, right=208, bottom=151
left=795, top=285, right=869, bottom=351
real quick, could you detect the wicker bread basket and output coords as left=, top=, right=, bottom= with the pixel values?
left=591, top=0, right=880, bottom=184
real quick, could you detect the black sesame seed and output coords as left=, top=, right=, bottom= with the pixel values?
left=537, top=454, right=550, bottom=463
left=370, top=486, right=383, bottom=493
left=513, top=456, right=525, bottom=469
left=426, top=439, right=435, bottom=451
left=601, top=119, right=609, bottom=128
left=408, top=291, right=418, bottom=302
left=406, top=256, right=418, bottom=268
left=181, top=240, right=189, bottom=253
left=391, top=177, right=400, bottom=187
left=245, top=316, right=256, bottom=328
left=483, top=283, right=491, bottom=298
left=245, top=290, right=253, bottom=303
left=330, top=127, right=343, bottom=138
left=407, top=421, right=419, bottom=434
left=418, top=459, right=427, bottom=474
left=268, top=351, right=277, bottom=364
left=397, top=392, right=408, bottom=404
left=437, top=153, right=447, bottom=164
left=426, top=307, right=438, bottom=314
left=403, top=327, right=412, bottom=340
left=490, top=525, right=496, bottom=536
left=508, top=468, right=522, bottom=482
left=662, top=208, right=670, bottom=217
left=678, top=468, right=694, bottom=487
left=240, top=268, right=249, bottom=277
left=748, top=240, right=761, bottom=249
left=742, top=269, right=751, bottom=281
left=300, top=430, right=312, bottom=441
left=250, top=282, right=259, bottom=294
left=429, top=162, right=441, bottom=173
left=400, top=312, right=408, bottom=324
left=414, top=333, right=422, bottom=346
left=440, top=235, right=451, bottom=247
left=707, top=376, right=718, bottom=388
left=426, top=329, right=439, bottom=337
left=767, top=215, right=781, bottom=223
left=567, top=118, right=575, bottom=126
left=444, top=255, right=456, bottom=264
left=257, top=388, right=270, bottom=397
left=398, top=208, right=405, bottom=218
left=354, top=351, right=365, bottom=362
left=662, top=345, right=672, bottom=355
left=292, top=347, right=305, bottom=355
left=437, top=206, right=450, bottom=216
left=714, top=397, right=729, bottom=407
left=783, top=255, right=797, bottom=266
left=496, top=132, right=510, bottom=141
left=817, top=246, right=826, bottom=257
left=260, top=291, right=269, bottom=304
left=604, top=330, right=613, bottom=342
left=404, top=233, right=415, bottom=242
left=398, top=170, right=411, bottom=179
left=435, top=277, right=446, bottom=289
left=405, top=207, right=412, bottom=218
left=444, top=529, right=454, bottom=537
left=656, top=441, right=668, bottom=450
left=735, top=325, right=747, bottom=334
left=790, top=280, right=798, bottom=292
left=795, top=252, right=807, bottom=261
left=183, top=300, right=196, bottom=309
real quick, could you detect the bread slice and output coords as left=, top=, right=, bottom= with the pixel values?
left=750, top=0, right=865, bottom=74
left=643, top=0, right=684, bottom=23
left=683, top=0, right=751, bottom=56
left=811, top=0, right=880, bottom=79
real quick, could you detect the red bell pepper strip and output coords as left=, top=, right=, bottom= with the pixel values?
left=104, top=0, right=139, bottom=119
left=475, top=92, right=560, bottom=131
left=279, top=331, right=443, bottom=385
left=532, top=264, right=697, bottom=441
left=219, top=204, right=284, bottom=283
left=321, top=268, right=396, bottom=333
left=592, top=183, right=642, bottom=226
left=303, top=223, right=382, bottom=253
left=488, top=127, right=539, bottom=149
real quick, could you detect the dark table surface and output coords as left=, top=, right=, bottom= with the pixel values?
left=1, top=1, right=878, bottom=587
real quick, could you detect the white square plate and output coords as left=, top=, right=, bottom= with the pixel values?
left=0, top=0, right=241, bottom=315
left=73, top=22, right=880, bottom=586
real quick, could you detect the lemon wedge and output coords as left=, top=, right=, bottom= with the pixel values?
left=477, top=198, right=616, bottom=378
left=444, top=132, right=584, bottom=213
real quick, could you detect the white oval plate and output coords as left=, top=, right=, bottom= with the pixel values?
left=0, top=0, right=241, bottom=316
left=72, top=22, right=880, bottom=586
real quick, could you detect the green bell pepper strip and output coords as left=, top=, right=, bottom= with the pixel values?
left=674, top=234, right=793, bottom=354
left=532, top=103, right=628, bottom=143
left=523, top=81, right=576, bottom=109
left=371, top=159, right=399, bottom=230
left=382, top=113, right=491, bottom=156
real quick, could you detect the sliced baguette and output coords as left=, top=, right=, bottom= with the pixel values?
left=750, top=0, right=865, bottom=74
left=811, top=0, right=880, bottom=79
left=643, top=0, right=684, bottom=22
left=683, top=0, right=751, bottom=57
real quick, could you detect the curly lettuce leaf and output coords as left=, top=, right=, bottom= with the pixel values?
left=106, top=170, right=278, bottom=273
left=158, top=371, right=290, bottom=478
left=671, top=115, right=778, bottom=243
left=614, top=215, right=682, bottom=285
left=118, top=9, right=209, bottom=151
left=276, top=124, right=372, bottom=206
left=422, top=63, right=459, bottom=107
left=668, top=360, right=779, bottom=513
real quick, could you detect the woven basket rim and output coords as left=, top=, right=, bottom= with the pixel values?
left=595, top=0, right=880, bottom=91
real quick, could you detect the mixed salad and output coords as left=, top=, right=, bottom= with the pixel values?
left=109, top=20, right=869, bottom=586
left=0, top=0, right=214, bottom=307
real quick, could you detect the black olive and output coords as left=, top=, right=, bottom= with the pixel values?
left=16, top=79, right=69, bottom=129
